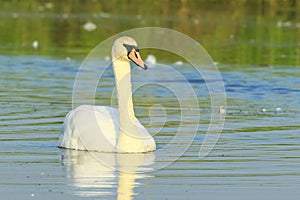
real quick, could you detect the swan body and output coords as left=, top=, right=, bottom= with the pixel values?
left=59, top=36, right=156, bottom=153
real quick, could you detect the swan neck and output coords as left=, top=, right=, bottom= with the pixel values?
left=112, top=56, right=155, bottom=153
left=113, top=59, right=136, bottom=127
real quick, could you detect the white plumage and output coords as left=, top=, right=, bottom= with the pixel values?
left=59, top=36, right=156, bottom=153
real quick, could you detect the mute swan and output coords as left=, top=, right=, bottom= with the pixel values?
left=58, top=36, right=156, bottom=153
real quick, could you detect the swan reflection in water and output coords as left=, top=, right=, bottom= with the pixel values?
left=61, top=150, right=155, bottom=199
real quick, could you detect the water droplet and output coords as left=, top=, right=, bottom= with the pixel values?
left=32, top=41, right=39, bottom=49
left=83, top=22, right=97, bottom=32
left=104, top=56, right=110, bottom=61
left=219, top=105, right=226, bottom=114
left=174, top=61, right=183, bottom=65
left=145, top=54, right=156, bottom=65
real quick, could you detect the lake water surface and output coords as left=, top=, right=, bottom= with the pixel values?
left=1, top=1, right=300, bottom=200
left=1, top=55, right=299, bottom=200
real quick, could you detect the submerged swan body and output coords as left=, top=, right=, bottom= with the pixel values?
left=58, top=36, right=156, bottom=153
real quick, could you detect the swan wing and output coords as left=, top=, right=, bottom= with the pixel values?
left=59, top=105, right=119, bottom=152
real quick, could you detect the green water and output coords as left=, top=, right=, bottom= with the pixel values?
left=1, top=0, right=299, bottom=65
left=0, top=1, right=300, bottom=200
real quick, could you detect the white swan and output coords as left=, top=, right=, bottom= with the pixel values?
left=58, top=36, right=156, bottom=153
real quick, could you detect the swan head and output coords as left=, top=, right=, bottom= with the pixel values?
left=112, top=36, right=147, bottom=70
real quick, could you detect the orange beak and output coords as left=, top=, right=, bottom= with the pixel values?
left=128, top=49, right=148, bottom=70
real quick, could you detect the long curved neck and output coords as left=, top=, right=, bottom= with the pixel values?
left=113, top=59, right=145, bottom=152
left=113, top=59, right=136, bottom=126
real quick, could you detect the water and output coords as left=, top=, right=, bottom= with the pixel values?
left=1, top=54, right=299, bottom=199
left=1, top=1, right=300, bottom=200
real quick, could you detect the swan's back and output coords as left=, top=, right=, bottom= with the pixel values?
left=59, top=105, right=119, bottom=152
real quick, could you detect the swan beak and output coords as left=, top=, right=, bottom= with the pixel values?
left=128, top=49, right=148, bottom=70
